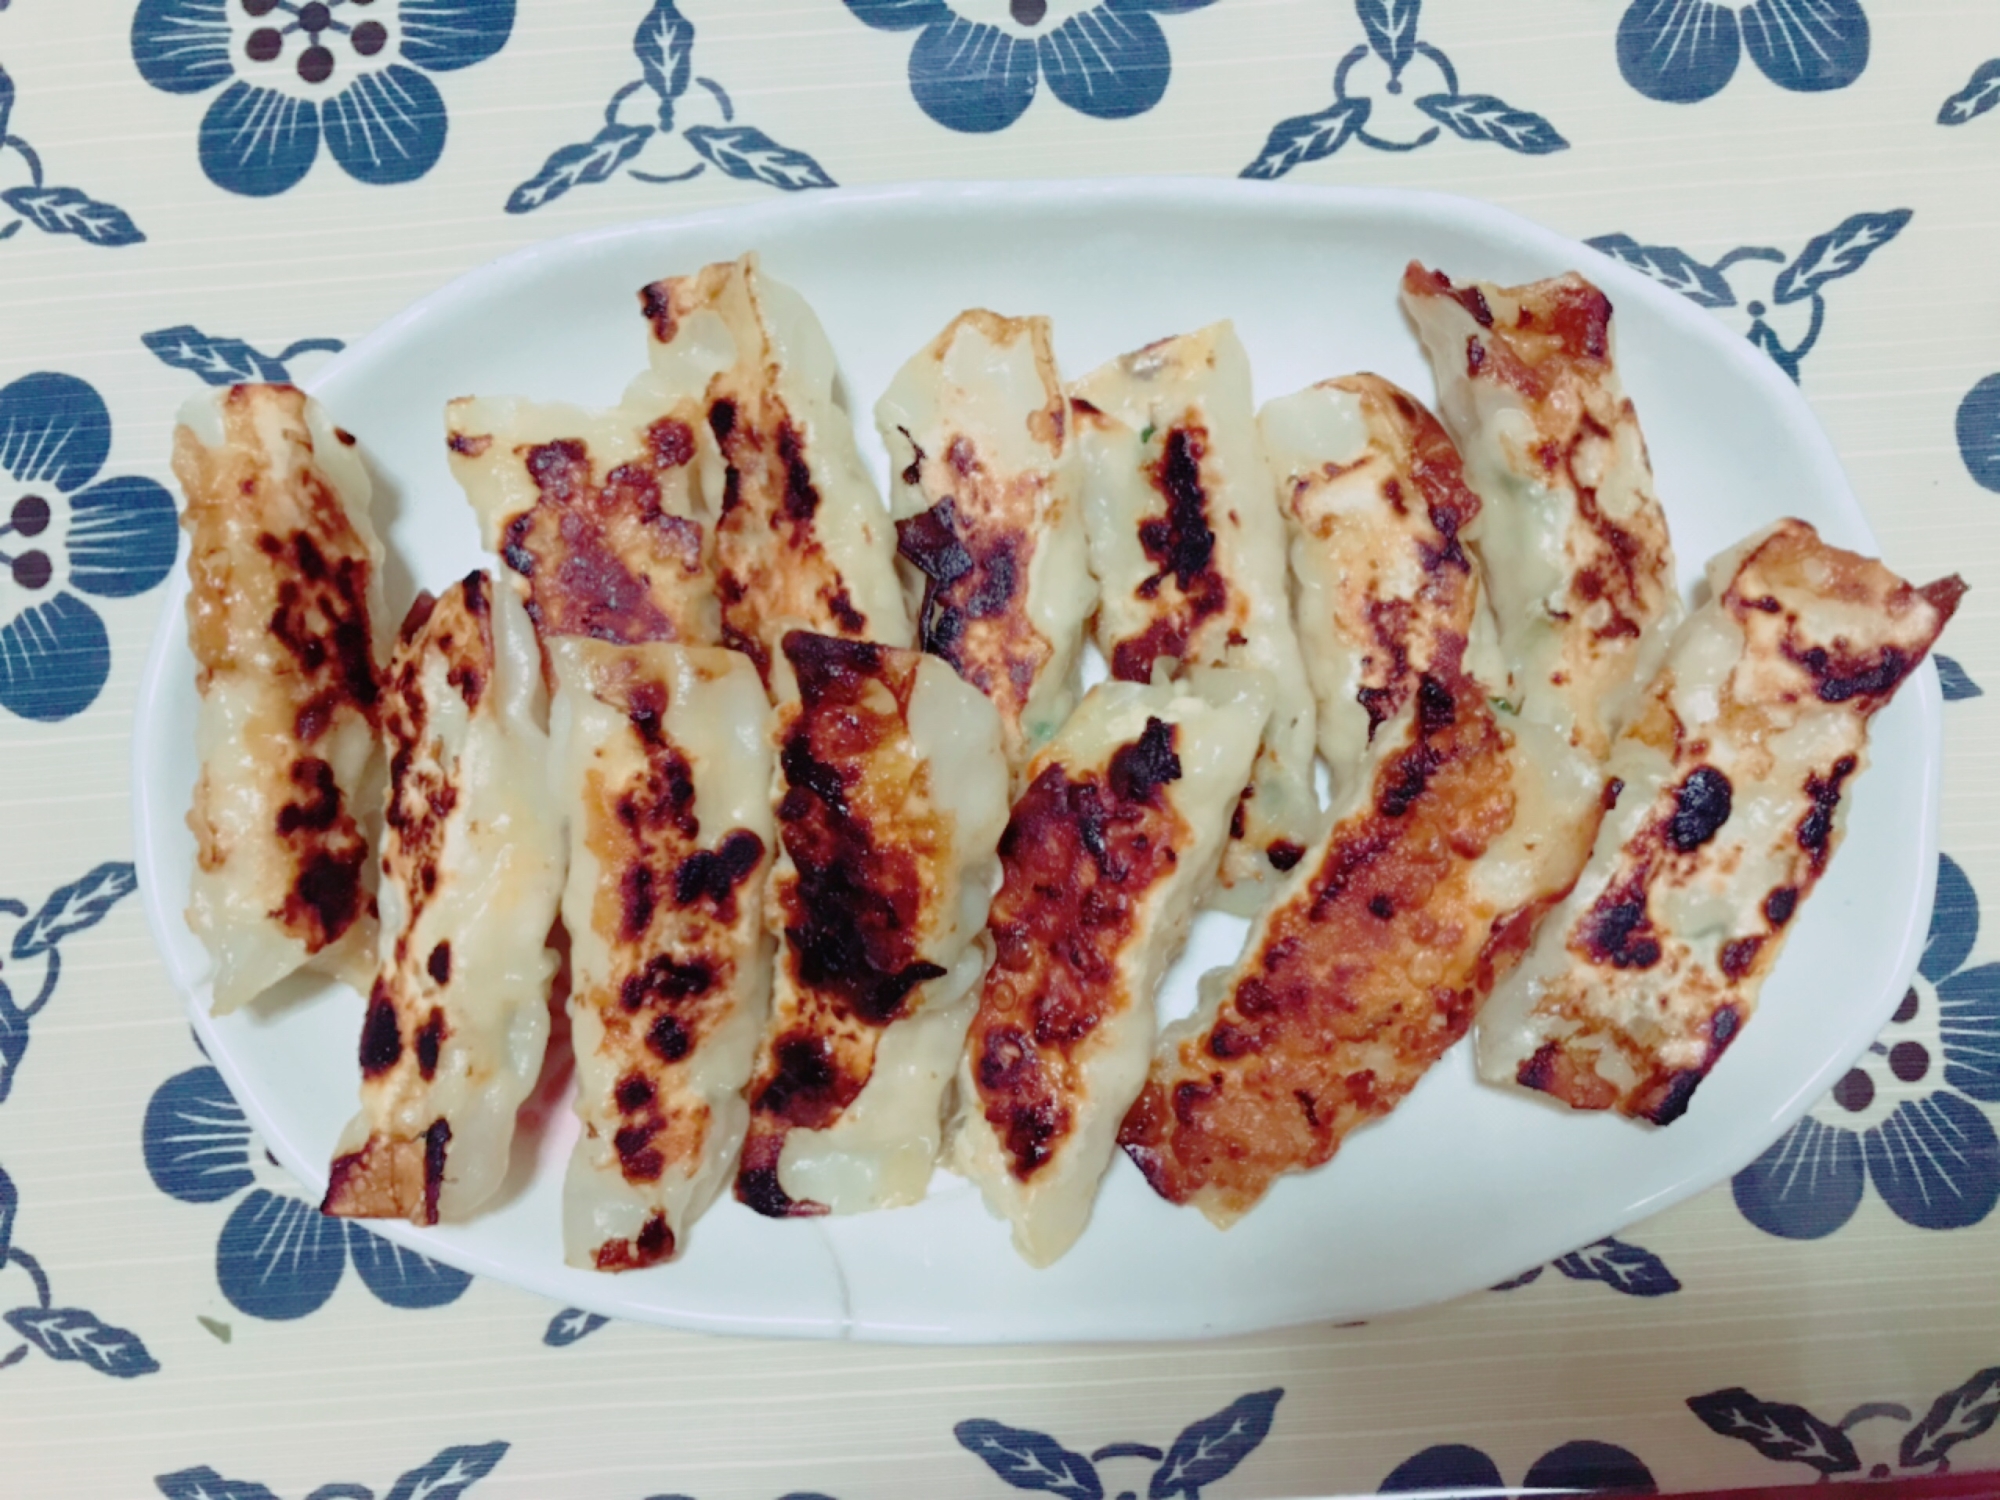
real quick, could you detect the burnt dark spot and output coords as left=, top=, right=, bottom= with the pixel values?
left=776, top=422, right=819, bottom=523
left=1579, top=885, right=1661, bottom=969
left=615, top=1124, right=664, bottom=1182
left=1382, top=476, right=1405, bottom=512
left=1802, top=644, right=1911, bottom=705
left=625, top=682, right=667, bottom=747
left=288, top=851, right=364, bottom=946
left=784, top=631, right=882, bottom=708
left=461, top=569, right=489, bottom=618
left=447, top=431, right=491, bottom=457
left=674, top=829, right=766, bottom=909
left=1711, top=1005, right=1740, bottom=1046
left=1668, top=766, right=1733, bottom=853
left=1602, top=777, right=1625, bottom=811
left=1466, top=337, right=1486, bottom=376
left=1138, top=427, right=1217, bottom=591
left=647, top=1013, right=692, bottom=1063
left=621, top=865, right=658, bottom=942
left=277, top=758, right=342, bottom=836
left=501, top=514, right=537, bottom=579
left=1797, top=756, right=1858, bottom=869
left=649, top=417, right=695, bottom=469
left=1416, top=674, right=1454, bottom=736
left=948, top=435, right=977, bottom=476
left=416, top=1007, right=444, bottom=1079
left=1209, top=1023, right=1253, bottom=1059
left=1002, top=1099, right=1065, bottom=1179
left=616, top=1076, right=657, bottom=1113
left=1452, top=284, right=1495, bottom=327
left=1718, top=937, right=1761, bottom=979
left=621, top=954, right=715, bottom=1011
left=1368, top=894, right=1394, bottom=920
left=1641, top=1070, right=1704, bottom=1126
left=897, top=428, right=924, bottom=487
left=1766, top=887, right=1799, bottom=926
left=358, top=985, right=401, bottom=1075
left=422, top=1118, right=450, bottom=1223
left=753, top=1033, right=838, bottom=1122
left=635, top=1212, right=673, bottom=1261
left=639, top=281, right=677, bottom=344
left=978, top=1027, right=1033, bottom=1091
left=1107, top=718, right=1181, bottom=804
left=826, top=587, right=867, bottom=634
left=1517, top=1042, right=1561, bottom=1095
left=706, top=398, right=737, bottom=444
left=1268, top=841, right=1306, bottom=872
left=1377, top=743, right=1443, bottom=819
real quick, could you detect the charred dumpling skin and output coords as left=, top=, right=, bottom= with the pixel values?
left=1118, top=489, right=1602, bottom=1226
left=549, top=637, right=774, bottom=1271
left=1401, top=263, right=1681, bottom=761
left=952, top=670, right=1269, bottom=1266
left=1072, top=323, right=1320, bottom=912
left=638, top=253, right=911, bottom=685
left=1478, top=520, right=1966, bottom=1124
left=321, top=574, right=565, bottom=1226
left=174, top=384, right=387, bottom=1014
left=1260, top=373, right=1507, bottom=792
left=736, top=632, right=1008, bottom=1217
left=445, top=391, right=718, bottom=647
left=876, top=310, right=1095, bottom=786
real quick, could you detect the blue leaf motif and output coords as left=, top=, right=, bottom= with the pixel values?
left=544, top=1307, right=609, bottom=1345
left=1551, top=1237, right=1682, bottom=1296
left=1772, top=210, right=1910, bottom=304
left=0, top=592, right=112, bottom=724
left=1239, top=99, right=1370, bottom=180
left=0, top=61, right=14, bottom=143
left=1356, top=0, right=1420, bottom=75
left=13, top=862, right=137, bottom=959
left=635, top=0, right=695, bottom=104
left=908, top=17, right=1038, bottom=133
left=1940, top=963, right=2000, bottom=1104
left=685, top=125, right=835, bottom=190
left=398, top=0, right=515, bottom=73
left=1740, top=0, right=1866, bottom=94
left=322, top=65, right=449, bottom=187
left=154, top=1468, right=282, bottom=1500
left=1585, top=234, right=1735, bottom=308
left=1687, top=1387, right=1860, bottom=1474
left=198, top=82, right=320, bottom=198
left=1617, top=0, right=1740, bottom=103
left=1039, top=7, right=1170, bottom=121
left=66, top=477, right=179, bottom=599
left=142, top=327, right=293, bottom=386
left=1901, top=1366, right=2000, bottom=1469
left=1926, top=852, right=1980, bottom=984
left=0, top=1163, right=16, bottom=1264
left=1732, top=1114, right=1865, bottom=1240
left=1937, top=655, right=1983, bottom=702
left=5, top=1305, right=160, bottom=1377
left=505, top=124, right=653, bottom=214
left=1488, top=1264, right=1543, bottom=1290
left=954, top=1419, right=1103, bottom=1499
left=382, top=1441, right=510, bottom=1500
left=1865, top=1091, right=2000, bottom=1230
left=346, top=1225, right=473, bottom=1308
left=0, top=371, right=111, bottom=492
left=131, top=0, right=236, bottom=96
left=216, top=1189, right=347, bottom=1319
left=1958, top=373, right=2000, bottom=494
left=1940, top=60, right=2000, bottom=125
left=1414, top=94, right=1568, bottom=154
left=0, top=186, right=145, bottom=247
left=844, top=0, right=949, bottom=30
left=144, top=1065, right=254, bottom=1203
left=0, top=984, right=32, bottom=1105
left=1150, top=1389, right=1283, bottom=1499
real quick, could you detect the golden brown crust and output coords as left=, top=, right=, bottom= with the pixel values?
left=176, top=382, right=378, bottom=956
left=735, top=634, right=948, bottom=1216
left=965, top=719, right=1189, bottom=1181
left=320, top=575, right=493, bottom=1224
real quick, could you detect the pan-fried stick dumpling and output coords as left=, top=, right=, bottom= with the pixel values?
left=444, top=392, right=717, bottom=646
left=322, top=574, right=564, bottom=1225
left=174, top=384, right=387, bottom=1014
left=952, top=670, right=1270, bottom=1266
left=1072, top=323, right=1319, bottom=911
left=736, top=632, right=1008, bottom=1217
left=1118, top=515, right=1602, bottom=1226
left=1260, top=373, right=1505, bottom=792
left=638, top=253, right=911, bottom=683
left=1401, top=264, right=1680, bottom=760
left=549, top=636, right=774, bottom=1270
left=876, top=310, right=1094, bottom=784
left=1478, top=520, right=1965, bottom=1124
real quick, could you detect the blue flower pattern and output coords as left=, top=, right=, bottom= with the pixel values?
left=1589, top=209, right=1909, bottom=382
left=1617, top=0, right=1869, bottom=103
left=131, top=0, right=514, bottom=196
left=1240, top=0, right=1566, bottom=180
left=0, top=63, right=145, bottom=246
left=144, top=1062, right=473, bottom=1320
left=844, top=0, right=1217, bottom=134
left=0, top=374, right=178, bottom=723
left=1689, top=1367, right=2000, bottom=1480
left=157, top=1442, right=510, bottom=1500
left=1732, top=853, right=2000, bottom=1238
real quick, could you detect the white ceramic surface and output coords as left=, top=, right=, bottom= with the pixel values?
left=131, top=179, right=1941, bottom=1344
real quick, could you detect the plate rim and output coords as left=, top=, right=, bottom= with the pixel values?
left=130, top=177, right=1944, bottom=1343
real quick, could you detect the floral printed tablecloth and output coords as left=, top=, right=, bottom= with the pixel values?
left=5, top=1, right=2000, bottom=1496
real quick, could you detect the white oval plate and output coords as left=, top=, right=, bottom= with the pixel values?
left=132, top=180, right=1940, bottom=1344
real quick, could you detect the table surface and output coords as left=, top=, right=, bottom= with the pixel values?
left=4, top=2, right=1999, bottom=1496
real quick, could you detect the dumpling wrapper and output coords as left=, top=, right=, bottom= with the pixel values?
left=444, top=389, right=718, bottom=647
left=1119, top=460, right=1603, bottom=1226
left=1071, top=322, right=1320, bottom=913
left=876, top=309, right=1095, bottom=787
left=1478, top=519, right=1965, bottom=1124
left=1260, top=373, right=1509, bottom=793
left=736, top=632, right=1008, bottom=1218
left=952, top=669, right=1270, bottom=1266
left=173, top=383, right=387, bottom=1014
left=549, top=636, right=775, bottom=1270
left=1401, top=263, right=1681, bottom=760
left=322, top=573, right=565, bottom=1225
left=638, top=252, right=911, bottom=686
